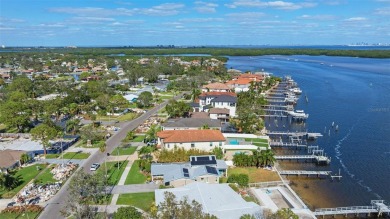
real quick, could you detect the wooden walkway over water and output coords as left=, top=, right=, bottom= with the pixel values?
left=314, top=200, right=390, bottom=217
left=279, top=170, right=331, bottom=177
left=269, top=142, right=308, bottom=148
left=275, top=155, right=331, bottom=164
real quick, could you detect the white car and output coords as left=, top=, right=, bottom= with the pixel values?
left=90, top=163, right=100, bottom=171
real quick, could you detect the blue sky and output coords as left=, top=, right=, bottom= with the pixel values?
left=0, top=0, right=389, bottom=46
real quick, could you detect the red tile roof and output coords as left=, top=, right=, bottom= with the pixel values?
left=157, top=130, right=225, bottom=143
left=199, top=92, right=237, bottom=97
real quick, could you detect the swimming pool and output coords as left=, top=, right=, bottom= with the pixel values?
left=229, top=139, right=239, bottom=145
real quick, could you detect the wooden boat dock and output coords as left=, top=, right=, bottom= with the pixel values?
left=314, top=200, right=390, bottom=217
left=279, top=170, right=332, bottom=177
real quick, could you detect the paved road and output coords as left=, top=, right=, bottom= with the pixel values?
left=39, top=94, right=184, bottom=219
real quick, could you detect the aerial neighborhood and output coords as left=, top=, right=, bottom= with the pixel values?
left=0, top=49, right=315, bottom=219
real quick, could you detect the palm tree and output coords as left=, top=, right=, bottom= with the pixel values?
left=66, top=119, right=81, bottom=135
left=20, top=153, right=30, bottom=165
left=145, top=124, right=160, bottom=142
left=190, top=88, right=201, bottom=102
left=261, top=149, right=276, bottom=167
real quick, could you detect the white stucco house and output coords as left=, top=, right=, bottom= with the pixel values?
left=156, top=129, right=225, bottom=151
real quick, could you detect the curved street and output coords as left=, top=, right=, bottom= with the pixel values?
left=39, top=94, right=183, bottom=219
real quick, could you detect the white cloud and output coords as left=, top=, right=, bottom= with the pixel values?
left=49, top=3, right=185, bottom=17
left=225, top=0, right=317, bottom=10
left=298, top=14, right=337, bottom=21
left=180, top=17, right=224, bottom=22
left=344, top=17, right=367, bottom=21
left=138, top=3, right=185, bottom=16
left=0, top=17, right=25, bottom=23
left=194, top=1, right=219, bottom=13
left=375, top=7, right=390, bottom=15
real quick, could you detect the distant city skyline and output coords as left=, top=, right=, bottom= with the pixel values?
left=1, top=0, right=389, bottom=46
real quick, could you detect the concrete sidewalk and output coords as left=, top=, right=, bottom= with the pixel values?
left=110, top=147, right=141, bottom=205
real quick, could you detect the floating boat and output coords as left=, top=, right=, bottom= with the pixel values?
left=287, top=110, right=309, bottom=119
left=289, top=87, right=302, bottom=95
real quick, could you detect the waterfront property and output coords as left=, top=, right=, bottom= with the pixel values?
left=155, top=182, right=262, bottom=219
left=151, top=155, right=227, bottom=187
left=198, top=92, right=237, bottom=117
left=161, top=118, right=222, bottom=130
left=156, top=129, right=225, bottom=151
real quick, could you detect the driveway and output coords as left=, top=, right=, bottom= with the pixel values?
left=38, top=93, right=185, bottom=219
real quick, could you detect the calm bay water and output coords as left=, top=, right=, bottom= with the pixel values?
left=226, top=55, right=390, bottom=209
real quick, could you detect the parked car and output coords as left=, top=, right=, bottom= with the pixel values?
left=7, top=202, right=16, bottom=207
left=90, top=163, right=100, bottom=171
left=146, top=139, right=157, bottom=146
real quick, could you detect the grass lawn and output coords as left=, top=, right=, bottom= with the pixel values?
left=0, top=164, right=47, bottom=198
left=132, top=135, right=145, bottom=142
left=124, top=160, right=146, bottom=184
left=0, top=123, right=6, bottom=132
left=0, top=212, right=40, bottom=219
left=117, top=192, right=155, bottom=211
left=62, top=152, right=90, bottom=159
left=112, top=146, right=137, bottom=156
left=228, top=167, right=281, bottom=183
left=97, top=161, right=129, bottom=185
left=97, top=112, right=139, bottom=122
left=45, top=154, right=60, bottom=159
left=34, top=165, right=57, bottom=184
left=253, top=142, right=269, bottom=147
left=244, top=138, right=268, bottom=143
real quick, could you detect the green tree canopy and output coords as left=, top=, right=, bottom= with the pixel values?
left=137, top=91, right=153, bottom=108
left=113, top=206, right=142, bottom=219
left=165, top=100, right=190, bottom=118
left=151, top=191, right=217, bottom=219
left=30, top=123, right=58, bottom=156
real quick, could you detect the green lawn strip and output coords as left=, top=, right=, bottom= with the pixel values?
left=112, top=146, right=137, bottom=155
left=45, top=154, right=60, bottom=159
left=97, top=112, right=139, bottom=122
left=252, top=142, right=269, bottom=147
left=0, top=212, right=40, bottom=219
left=97, top=161, right=129, bottom=185
left=124, top=160, right=146, bottom=184
left=117, top=192, right=155, bottom=211
left=0, top=164, right=47, bottom=198
left=34, top=165, right=57, bottom=184
left=62, top=152, right=90, bottom=159
left=244, top=138, right=268, bottom=143
left=132, top=135, right=145, bottom=142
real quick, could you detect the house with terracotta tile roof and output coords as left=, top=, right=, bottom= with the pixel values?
left=157, top=129, right=225, bottom=151
left=202, top=82, right=231, bottom=93
left=225, top=72, right=265, bottom=93
left=198, top=92, right=237, bottom=117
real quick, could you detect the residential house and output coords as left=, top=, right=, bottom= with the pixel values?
left=202, top=82, right=231, bottom=93
left=198, top=92, right=237, bottom=117
left=0, top=150, right=30, bottom=172
left=155, top=182, right=262, bottom=219
left=151, top=155, right=227, bottom=187
left=225, top=72, right=265, bottom=93
left=209, top=108, right=230, bottom=123
left=161, top=118, right=221, bottom=130
left=156, top=129, right=225, bottom=151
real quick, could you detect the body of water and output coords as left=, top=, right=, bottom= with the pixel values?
left=226, top=55, right=390, bottom=209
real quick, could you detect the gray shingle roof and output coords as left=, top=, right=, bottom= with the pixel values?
left=155, top=182, right=262, bottom=219
left=210, top=95, right=237, bottom=103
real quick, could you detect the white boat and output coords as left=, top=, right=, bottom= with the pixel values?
left=289, top=87, right=302, bottom=95
left=287, top=110, right=309, bottom=119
